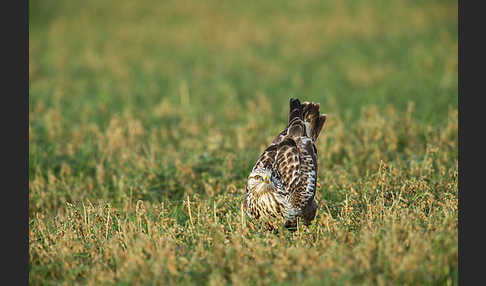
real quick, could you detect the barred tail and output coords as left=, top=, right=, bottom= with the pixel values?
left=302, top=101, right=327, bottom=141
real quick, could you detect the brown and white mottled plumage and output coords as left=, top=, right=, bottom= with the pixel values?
left=245, top=98, right=327, bottom=229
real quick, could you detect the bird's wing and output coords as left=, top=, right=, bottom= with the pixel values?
left=252, top=142, right=279, bottom=171
left=273, top=133, right=317, bottom=210
left=273, top=137, right=301, bottom=193
left=292, top=136, right=318, bottom=208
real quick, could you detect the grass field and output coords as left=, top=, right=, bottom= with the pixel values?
left=29, top=0, right=458, bottom=285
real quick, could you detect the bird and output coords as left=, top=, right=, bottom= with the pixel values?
left=245, top=98, right=327, bottom=230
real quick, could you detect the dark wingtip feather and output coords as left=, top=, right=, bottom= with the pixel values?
left=288, top=98, right=303, bottom=124
left=289, top=98, right=301, bottom=110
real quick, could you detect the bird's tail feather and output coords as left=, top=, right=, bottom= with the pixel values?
left=301, top=101, right=327, bottom=141
left=288, top=98, right=326, bottom=141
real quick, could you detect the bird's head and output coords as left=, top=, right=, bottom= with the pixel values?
left=247, top=168, right=273, bottom=194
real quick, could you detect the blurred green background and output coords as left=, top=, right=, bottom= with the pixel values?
left=30, top=0, right=457, bottom=125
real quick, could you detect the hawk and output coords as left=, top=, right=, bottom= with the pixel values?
left=245, top=98, right=327, bottom=230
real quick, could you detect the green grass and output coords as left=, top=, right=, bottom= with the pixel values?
left=29, top=0, right=457, bottom=285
